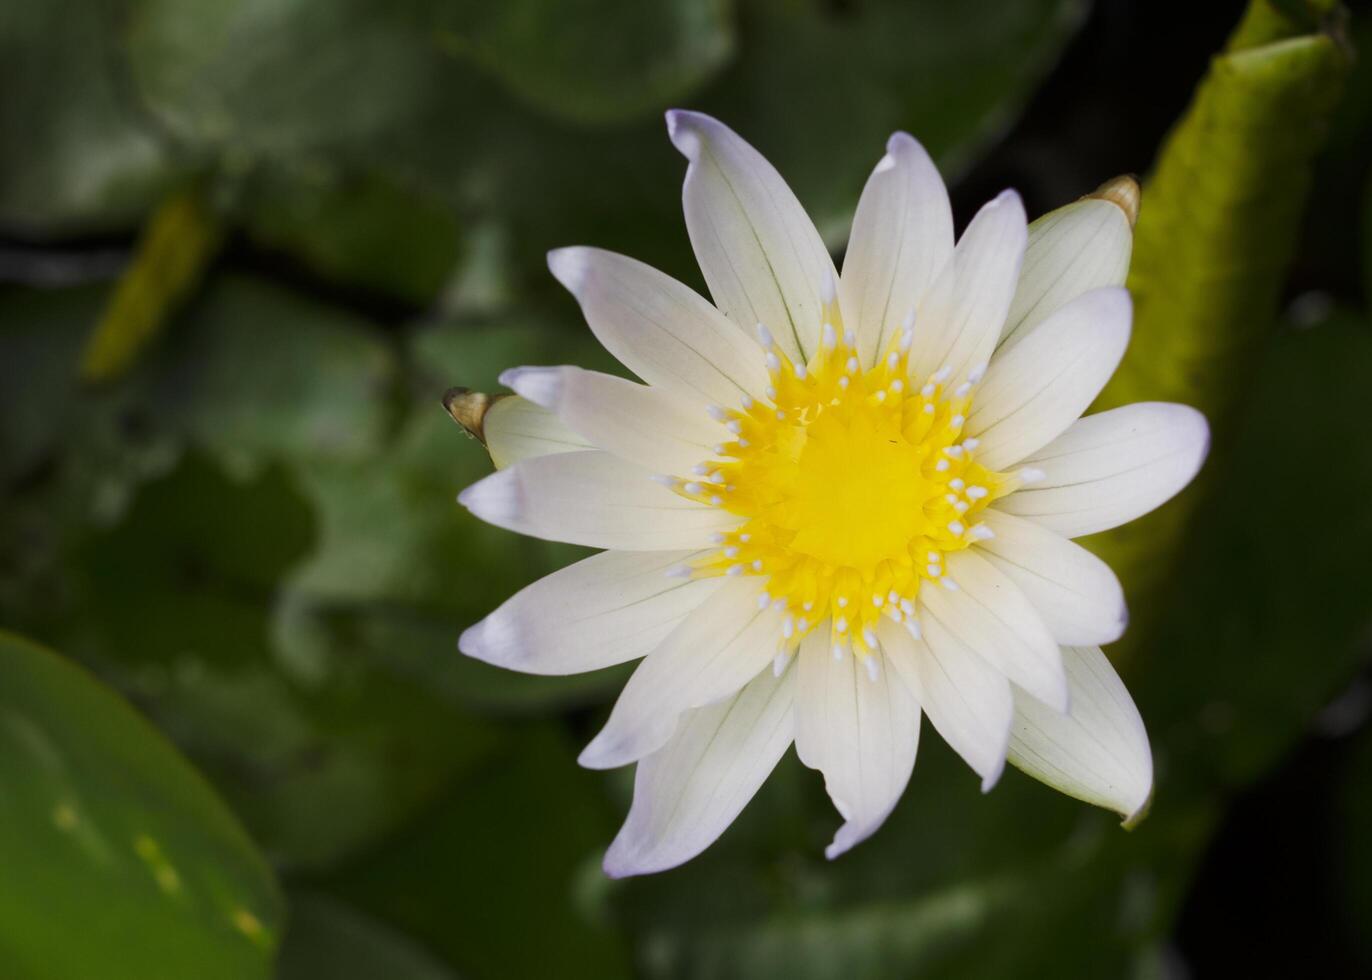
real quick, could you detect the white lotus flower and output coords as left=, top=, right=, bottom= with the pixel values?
left=456, top=111, right=1209, bottom=877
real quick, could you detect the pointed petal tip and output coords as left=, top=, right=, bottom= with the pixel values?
left=873, top=131, right=920, bottom=173
left=885, top=130, right=917, bottom=153
left=499, top=365, right=563, bottom=410
left=601, top=842, right=681, bottom=879
left=980, top=759, right=1005, bottom=794
left=456, top=620, right=483, bottom=658
left=457, top=468, right=520, bottom=525
left=822, top=821, right=868, bottom=861
left=1121, top=784, right=1154, bottom=831
left=1183, top=404, right=1212, bottom=472
left=1086, top=175, right=1142, bottom=229
left=991, top=187, right=1026, bottom=215
left=547, top=246, right=591, bottom=294
left=600, top=844, right=636, bottom=879
left=1100, top=283, right=1135, bottom=316
left=457, top=613, right=519, bottom=669
left=577, top=734, right=626, bottom=771
left=1113, top=602, right=1131, bottom=642
left=981, top=717, right=1011, bottom=793
left=665, top=108, right=715, bottom=159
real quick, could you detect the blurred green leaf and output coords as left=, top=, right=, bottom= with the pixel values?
left=62, top=451, right=502, bottom=871
left=276, top=892, right=457, bottom=980
left=1089, top=0, right=1350, bottom=631
left=0, top=285, right=105, bottom=485
left=433, top=0, right=736, bottom=125
left=324, top=725, right=633, bottom=980
left=240, top=169, right=462, bottom=304
left=0, top=630, right=281, bottom=979
left=125, top=0, right=437, bottom=167
left=117, top=0, right=1086, bottom=307
left=1132, top=311, right=1372, bottom=793
left=147, top=275, right=398, bottom=467
left=0, top=0, right=174, bottom=233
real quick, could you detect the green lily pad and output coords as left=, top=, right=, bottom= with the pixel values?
left=0, top=630, right=281, bottom=980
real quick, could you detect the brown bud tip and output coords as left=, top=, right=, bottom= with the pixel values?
left=1086, top=175, right=1141, bottom=228
left=442, top=387, right=499, bottom=444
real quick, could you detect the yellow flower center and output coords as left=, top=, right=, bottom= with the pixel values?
left=668, top=292, right=1027, bottom=664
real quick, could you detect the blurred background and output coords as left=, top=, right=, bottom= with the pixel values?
left=1, top=0, right=1370, bottom=977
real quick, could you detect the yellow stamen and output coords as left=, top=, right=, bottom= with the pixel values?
left=671, top=316, right=1013, bottom=659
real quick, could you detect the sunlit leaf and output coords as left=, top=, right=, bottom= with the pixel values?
left=1089, top=0, right=1350, bottom=620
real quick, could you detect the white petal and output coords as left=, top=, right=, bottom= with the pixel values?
left=500, top=365, right=721, bottom=475
left=840, top=132, right=954, bottom=368
left=603, top=663, right=795, bottom=877
left=996, top=402, right=1210, bottom=538
left=1008, top=645, right=1153, bottom=825
left=999, top=199, right=1132, bottom=352
left=482, top=396, right=590, bottom=470
left=579, top=577, right=778, bottom=769
left=907, top=190, right=1027, bottom=384
left=667, top=110, right=837, bottom=365
left=795, top=631, right=920, bottom=859
left=968, top=286, right=1132, bottom=471
left=878, top=617, right=1012, bottom=791
left=459, top=549, right=723, bottom=675
left=459, top=450, right=738, bottom=551
left=976, top=510, right=1127, bottom=646
left=547, top=247, right=768, bottom=408
left=922, top=550, right=1067, bottom=712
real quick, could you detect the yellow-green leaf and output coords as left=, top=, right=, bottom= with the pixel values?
left=1088, top=0, right=1350, bottom=620
left=80, top=185, right=222, bottom=383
